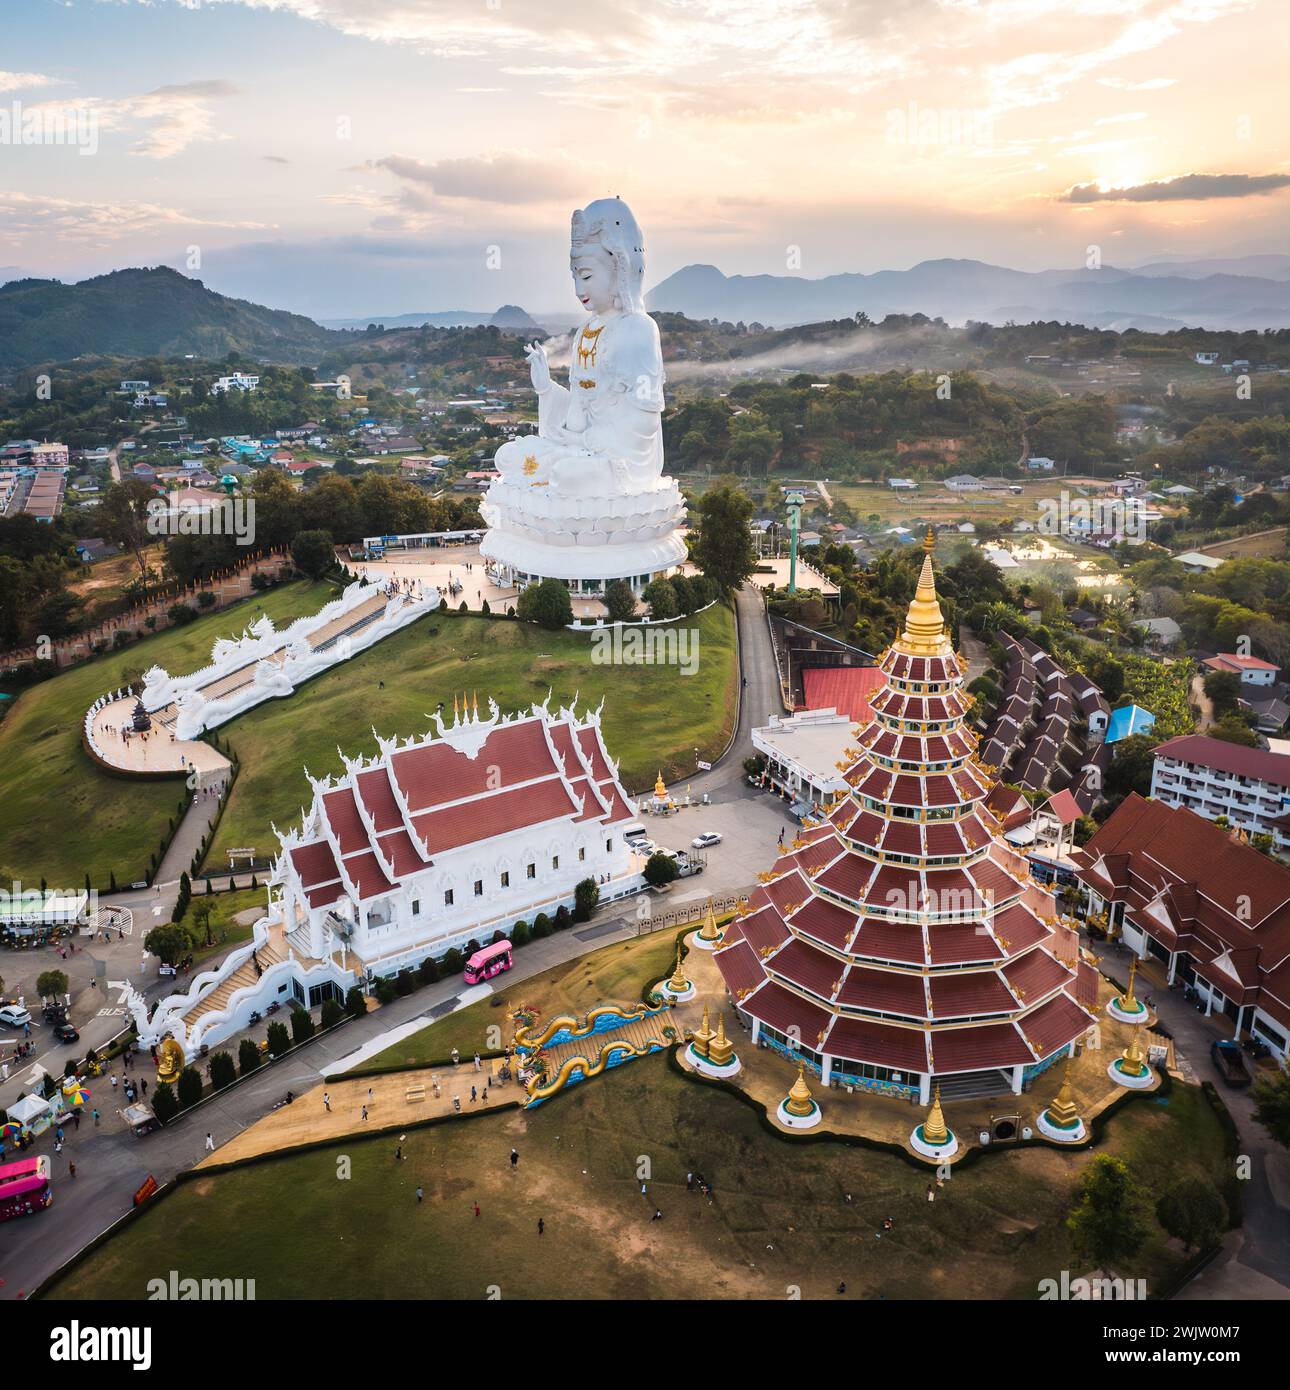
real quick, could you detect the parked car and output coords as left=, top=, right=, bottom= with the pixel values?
left=1210, top=1039, right=1251, bottom=1088
left=54, top=1022, right=80, bottom=1043
left=691, top=831, right=723, bottom=849
left=0, top=1005, right=31, bottom=1028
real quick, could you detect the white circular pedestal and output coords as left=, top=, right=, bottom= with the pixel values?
left=685, top=1043, right=741, bottom=1078
left=480, top=525, right=687, bottom=588
left=1106, top=999, right=1150, bottom=1024
left=776, top=1098, right=822, bottom=1130
left=656, top=978, right=695, bottom=1003
left=910, top=1125, right=959, bottom=1160
left=1037, top=1110, right=1087, bottom=1143
left=1107, top=1060, right=1155, bottom=1089
left=687, top=929, right=722, bottom=952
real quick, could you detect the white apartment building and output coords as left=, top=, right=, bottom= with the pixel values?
left=211, top=373, right=261, bottom=394
left=1151, top=735, right=1290, bottom=851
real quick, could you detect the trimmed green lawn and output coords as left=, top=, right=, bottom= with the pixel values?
left=202, top=603, right=737, bottom=873
left=44, top=1058, right=1231, bottom=1301
left=186, top=886, right=273, bottom=967
left=0, top=581, right=336, bottom=890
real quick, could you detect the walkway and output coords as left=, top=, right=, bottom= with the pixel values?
left=1108, top=943, right=1290, bottom=1299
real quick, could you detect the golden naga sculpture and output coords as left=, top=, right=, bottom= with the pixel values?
left=784, top=1064, right=816, bottom=1118
left=922, top=1085, right=949, bottom=1145
left=156, top=1036, right=184, bottom=1086
left=707, top=1012, right=735, bottom=1068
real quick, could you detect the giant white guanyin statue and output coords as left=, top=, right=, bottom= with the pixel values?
left=480, top=197, right=687, bottom=591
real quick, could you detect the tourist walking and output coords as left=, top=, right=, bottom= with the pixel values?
left=361, top=1105, right=368, bottom=1122
left=68, top=1163, right=76, bottom=1179
left=473, top=1202, right=481, bottom=1218
left=323, top=1091, right=331, bottom=1112
left=537, top=1217, right=544, bottom=1236
left=510, top=1148, right=518, bottom=1169
left=416, top=1186, right=424, bottom=1203
left=205, top=1133, right=214, bottom=1152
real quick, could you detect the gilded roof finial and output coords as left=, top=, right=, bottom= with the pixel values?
left=698, top=897, right=721, bottom=942
left=1047, top=1054, right=1082, bottom=1128
left=472, top=690, right=479, bottom=721
left=923, top=1085, right=949, bottom=1144
left=784, top=1063, right=815, bottom=1117
left=452, top=692, right=460, bottom=724
left=896, top=533, right=948, bottom=655
left=708, top=1011, right=735, bottom=1067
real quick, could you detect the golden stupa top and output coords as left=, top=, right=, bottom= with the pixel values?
left=788, top=1064, right=813, bottom=1105
left=893, top=527, right=951, bottom=657
left=923, top=1084, right=949, bottom=1143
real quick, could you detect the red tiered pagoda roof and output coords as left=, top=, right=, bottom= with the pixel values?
left=716, top=531, right=1096, bottom=1086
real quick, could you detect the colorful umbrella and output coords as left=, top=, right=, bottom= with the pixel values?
left=61, top=1082, right=90, bottom=1106
left=0, top=1121, right=22, bottom=1138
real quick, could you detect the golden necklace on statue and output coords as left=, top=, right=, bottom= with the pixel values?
left=576, top=324, right=604, bottom=368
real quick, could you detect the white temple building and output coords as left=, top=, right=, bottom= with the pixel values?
left=130, top=698, right=644, bottom=1058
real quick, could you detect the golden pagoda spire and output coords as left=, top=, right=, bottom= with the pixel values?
left=667, top=940, right=690, bottom=995
left=698, top=898, right=721, bottom=943
left=472, top=690, right=479, bottom=721
left=1047, top=1054, right=1082, bottom=1128
left=1118, top=1026, right=1149, bottom=1077
left=708, top=1011, right=734, bottom=1067
left=452, top=692, right=460, bottom=723
left=895, top=528, right=949, bottom=656
left=784, top=1064, right=815, bottom=1117
left=922, top=1085, right=949, bottom=1145
left=691, top=1001, right=713, bottom=1058
left=1120, top=957, right=1139, bottom=1013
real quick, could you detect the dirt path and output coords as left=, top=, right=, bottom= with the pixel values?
left=1190, top=671, right=1215, bottom=731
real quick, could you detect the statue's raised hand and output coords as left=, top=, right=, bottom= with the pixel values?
left=525, top=340, right=551, bottom=394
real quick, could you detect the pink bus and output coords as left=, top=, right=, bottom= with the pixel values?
left=0, top=1155, right=52, bottom=1222
left=464, top=940, right=513, bottom=985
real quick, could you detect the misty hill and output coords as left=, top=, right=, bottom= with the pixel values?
left=321, top=304, right=545, bottom=333
left=646, top=258, right=1290, bottom=331
left=0, top=267, right=341, bottom=370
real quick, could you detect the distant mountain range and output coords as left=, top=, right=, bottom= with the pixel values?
left=0, top=267, right=337, bottom=370
left=645, top=255, right=1290, bottom=331
left=321, top=303, right=545, bottom=333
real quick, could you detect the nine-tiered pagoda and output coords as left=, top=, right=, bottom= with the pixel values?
left=716, top=532, right=1098, bottom=1103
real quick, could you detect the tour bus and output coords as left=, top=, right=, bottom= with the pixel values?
left=0, top=1155, right=52, bottom=1222
left=463, top=940, right=513, bottom=985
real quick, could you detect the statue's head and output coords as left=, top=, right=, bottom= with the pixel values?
left=570, top=197, right=645, bottom=314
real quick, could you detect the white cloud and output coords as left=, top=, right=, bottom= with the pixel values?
left=0, top=72, right=63, bottom=95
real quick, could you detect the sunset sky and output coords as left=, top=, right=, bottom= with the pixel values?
left=2, top=0, right=1288, bottom=318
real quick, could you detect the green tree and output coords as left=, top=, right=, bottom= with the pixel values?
left=344, top=986, right=367, bottom=1018
left=642, top=577, right=679, bottom=620
left=208, top=1051, right=236, bottom=1090
left=1203, top=669, right=1242, bottom=717
left=238, top=1038, right=262, bottom=1075
left=1105, top=734, right=1158, bottom=802
left=36, top=969, right=69, bottom=999
left=517, top=578, right=573, bottom=630
left=574, top=878, right=600, bottom=922
left=603, top=579, right=637, bottom=623
left=643, top=852, right=680, bottom=888
left=1066, top=1155, right=1149, bottom=1268
left=266, top=1020, right=291, bottom=1056
left=1155, top=1178, right=1227, bottom=1252
left=152, top=1081, right=178, bottom=1124
left=692, top=484, right=756, bottom=594
left=176, top=1065, right=203, bottom=1110
left=144, top=924, right=190, bottom=966
left=320, top=998, right=344, bottom=1029
left=290, top=1007, right=315, bottom=1044
left=290, top=528, right=336, bottom=579
left=1252, top=1068, right=1290, bottom=1148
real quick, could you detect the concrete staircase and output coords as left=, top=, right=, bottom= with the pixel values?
left=182, top=929, right=288, bottom=1028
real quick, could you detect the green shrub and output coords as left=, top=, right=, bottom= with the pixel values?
left=374, top=977, right=397, bottom=1006
left=441, top=947, right=463, bottom=975
left=152, top=1081, right=178, bottom=1124
left=395, top=969, right=417, bottom=997
left=345, top=986, right=367, bottom=1018
left=290, top=1008, right=315, bottom=1043
left=208, top=1051, right=236, bottom=1090
left=417, top=956, right=440, bottom=985
left=266, top=1021, right=291, bottom=1057
left=512, top=922, right=530, bottom=948
left=320, top=998, right=344, bottom=1029
left=176, top=1065, right=203, bottom=1110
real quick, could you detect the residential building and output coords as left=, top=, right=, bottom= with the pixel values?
left=1203, top=653, right=1279, bottom=687
left=1175, top=550, right=1225, bottom=574
left=1075, top=794, right=1290, bottom=1059
left=1151, top=735, right=1290, bottom=851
